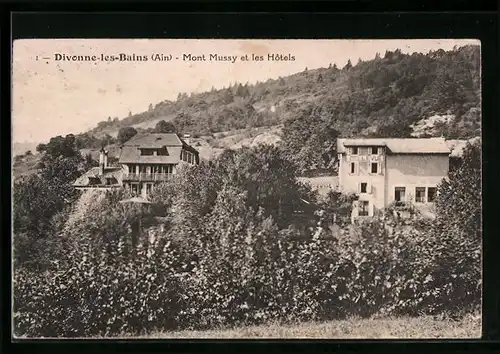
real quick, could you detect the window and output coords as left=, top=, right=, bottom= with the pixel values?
left=157, top=147, right=169, bottom=156
left=129, top=165, right=137, bottom=174
left=140, top=149, right=154, bottom=156
left=359, top=201, right=369, bottom=216
left=371, top=146, right=378, bottom=155
left=427, top=187, right=437, bottom=202
left=371, top=162, right=378, bottom=174
left=351, top=147, right=358, bottom=155
left=131, top=183, right=139, bottom=195
left=350, top=162, right=356, bottom=174
left=395, top=187, right=406, bottom=202
left=146, top=184, right=152, bottom=195
left=360, top=182, right=368, bottom=193
left=415, top=187, right=426, bottom=203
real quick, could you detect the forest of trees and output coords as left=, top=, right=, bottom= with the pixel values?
left=87, top=45, right=480, bottom=142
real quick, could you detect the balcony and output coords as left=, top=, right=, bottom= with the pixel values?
left=123, top=173, right=173, bottom=182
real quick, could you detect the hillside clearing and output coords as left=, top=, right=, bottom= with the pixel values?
left=131, top=315, right=481, bottom=339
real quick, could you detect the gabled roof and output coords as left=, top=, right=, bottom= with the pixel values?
left=124, top=133, right=183, bottom=148
left=119, top=146, right=184, bottom=164
left=337, top=138, right=451, bottom=154
left=119, top=133, right=199, bottom=164
left=73, top=166, right=123, bottom=187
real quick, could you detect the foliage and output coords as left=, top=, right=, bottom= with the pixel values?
left=435, top=139, right=481, bottom=236
left=214, top=145, right=316, bottom=229
left=14, top=212, right=481, bottom=337
left=319, top=190, right=358, bottom=226
left=75, top=133, right=116, bottom=150
left=36, top=134, right=80, bottom=161
left=281, top=107, right=340, bottom=174
left=154, top=120, right=177, bottom=133
left=434, top=140, right=481, bottom=284
left=82, top=45, right=479, bottom=154
left=13, top=154, right=89, bottom=270
left=14, top=143, right=481, bottom=337
left=117, top=127, right=138, bottom=144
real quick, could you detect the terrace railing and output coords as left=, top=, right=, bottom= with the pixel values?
left=123, top=173, right=173, bottom=182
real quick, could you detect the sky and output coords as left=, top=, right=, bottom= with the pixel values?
left=12, top=39, right=479, bottom=144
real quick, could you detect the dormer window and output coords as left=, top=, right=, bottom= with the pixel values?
left=157, top=147, right=169, bottom=156
left=140, top=148, right=155, bottom=156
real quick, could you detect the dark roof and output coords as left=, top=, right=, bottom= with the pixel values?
left=124, top=133, right=183, bottom=148
left=119, top=147, right=184, bottom=164
left=337, top=138, right=451, bottom=154
left=119, top=133, right=199, bottom=164
left=73, top=167, right=123, bottom=187
left=181, top=139, right=199, bottom=154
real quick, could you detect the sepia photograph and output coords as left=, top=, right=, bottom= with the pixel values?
left=12, top=39, right=482, bottom=339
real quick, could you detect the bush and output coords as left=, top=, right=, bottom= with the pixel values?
left=13, top=143, right=481, bottom=337
left=13, top=211, right=481, bottom=337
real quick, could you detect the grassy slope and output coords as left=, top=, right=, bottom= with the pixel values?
left=129, top=314, right=481, bottom=339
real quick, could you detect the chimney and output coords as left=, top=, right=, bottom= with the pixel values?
left=99, top=147, right=107, bottom=175
left=104, top=150, right=108, bottom=167
left=183, top=133, right=191, bottom=146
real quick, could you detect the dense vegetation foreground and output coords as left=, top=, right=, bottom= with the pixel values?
left=13, top=139, right=481, bottom=337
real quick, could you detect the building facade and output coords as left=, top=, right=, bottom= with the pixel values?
left=337, top=138, right=450, bottom=219
left=73, top=133, right=199, bottom=198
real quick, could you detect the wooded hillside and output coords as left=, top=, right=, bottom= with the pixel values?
left=84, top=45, right=480, bottom=141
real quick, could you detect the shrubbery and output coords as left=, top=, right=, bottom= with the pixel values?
left=14, top=211, right=480, bottom=337
left=13, top=143, right=481, bottom=337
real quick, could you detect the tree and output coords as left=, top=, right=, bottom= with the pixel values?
left=344, top=59, right=352, bottom=71
left=216, top=145, right=314, bottom=228
left=36, top=134, right=79, bottom=161
left=319, top=191, right=358, bottom=226
left=117, top=127, right=138, bottom=144
left=154, top=120, right=177, bottom=133
left=281, top=108, right=340, bottom=173
left=102, top=134, right=115, bottom=146
left=13, top=154, right=86, bottom=270
left=222, top=88, right=234, bottom=104
left=166, top=162, right=223, bottom=246
left=435, top=140, right=481, bottom=237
